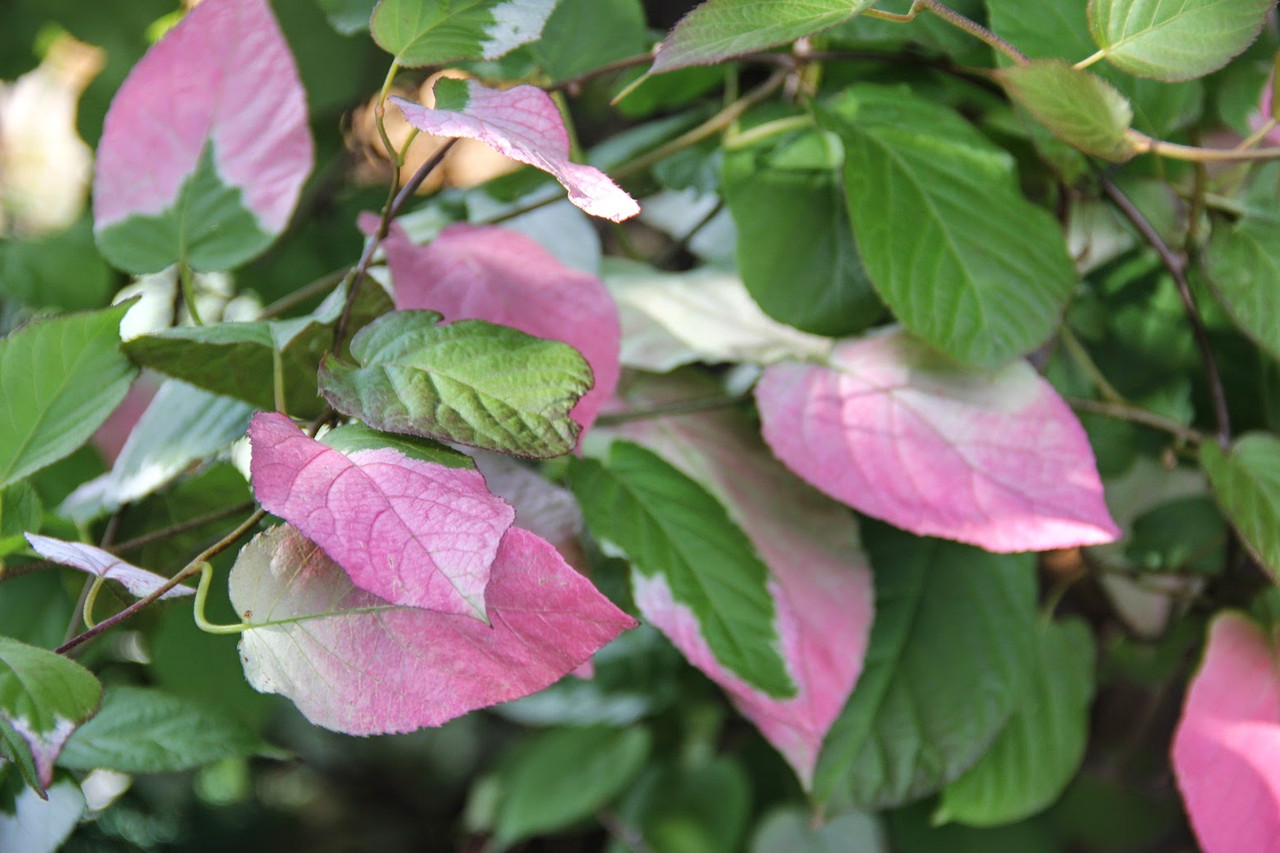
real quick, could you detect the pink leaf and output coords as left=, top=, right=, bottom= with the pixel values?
left=93, top=0, right=312, bottom=270
left=390, top=79, right=639, bottom=222
left=230, top=524, right=637, bottom=734
left=1173, top=612, right=1280, bottom=853
left=609, top=375, right=874, bottom=788
left=248, top=412, right=514, bottom=620
left=24, top=534, right=193, bottom=600
left=384, top=223, right=620, bottom=431
left=756, top=328, right=1120, bottom=552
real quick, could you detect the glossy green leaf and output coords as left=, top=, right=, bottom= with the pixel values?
left=58, top=686, right=277, bottom=773
left=936, top=619, right=1094, bottom=826
left=1087, top=0, right=1272, bottom=81
left=0, top=637, right=101, bottom=795
left=1202, top=434, right=1280, bottom=580
left=721, top=130, right=883, bottom=336
left=999, top=60, right=1137, bottom=161
left=494, top=725, right=651, bottom=844
left=123, top=281, right=391, bottom=418
left=817, top=86, right=1077, bottom=366
left=1206, top=215, right=1280, bottom=363
left=0, top=303, right=137, bottom=489
left=569, top=441, right=795, bottom=698
left=319, top=310, right=592, bottom=458
left=813, top=521, right=1039, bottom=811
left=652, top=0, right=880, bottom=72
left=319, top=422, right=475, bottom=469
left=370, top=0, right=555, bottom=66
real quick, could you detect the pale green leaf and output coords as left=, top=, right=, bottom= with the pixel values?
left=812, top=520, right=1039, bottom=811
left=936, top=619, right=1094, bottom=826
left=1088, top=0, right=1272, bottom=81
left=0, top=303, right=137, bottom=488
left=817, top=86, right=1077, bottom=366
left=652, top=0, right=881, bottom=73
left=569, top=441, right=795, bottom=699
left=999, top=60, right=1137, bottom=161
left=371, top=0, right=556, bottom=66
left=1202, top=433, right=1280, bottom=580
left=319, top=310, right=592, bottom=458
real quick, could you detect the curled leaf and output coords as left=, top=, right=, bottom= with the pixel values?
left=24, top=534, right=193, bottom=600
left=390, top=78, right=639, bottom=222
left=230, top=524, right=637, bottom=734
left=248, top=412, right=513, bottom=619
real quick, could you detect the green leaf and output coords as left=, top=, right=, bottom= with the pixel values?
left=630, top=758, right=752, bottom=853
left=1206, top=215, right=1280, bottom=363
left=817, top=86, right=1077, bottom=366
left=494, top=725, right=652, bottom=845
left=319, top=310, right=592, bottom=458
left=58, top=686, right=279, bottom=774
left=0, top=637, right=102, bottom=796
left=530, top=0, right=648, bottom=82
left=1124, top=495, right=1227, bottom=574
left=652, top=0, right=880, bottom=73
left=751, top=806, right=887, bottom=853
left=320, top=422, right=475, bottom=469
left=0, top=218, right=114, bottom=313
left=316, top=0, right=377, bottom=34
left=569, top=441, right=795, bottom=698
left=721, top=129, right=883, bottom=336
left=0, top=572, right=74, bottom=651
left=123, top=281, right=391, bottom=418
left=812, top=521, right=1039, bottom=811
left=0, top=483, right=42, bottom=558
left=370, top=0, right=556, bottom=67
left=998, top=60, right=1137, bottom=161
left=0, top=303, right=138, bottom=489
left=1087, top=0, right=1272, bottom=81
left=936, top=619, right=1094, bottom=826
left=1202, top=433, right=1280, bottom=580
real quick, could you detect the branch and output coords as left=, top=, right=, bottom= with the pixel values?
left=1067, top=397, right=1205, bottom=445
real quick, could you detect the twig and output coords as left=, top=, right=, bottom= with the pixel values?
left=109, top=501, right=258, bottom=555
left=1067, top=397, right=1205, bottom=444
left=913, top=0, right=1027, bottom=64
left=1099, top=175, right=1231, bottom=447
left=56, top=509, right=266, bottom=656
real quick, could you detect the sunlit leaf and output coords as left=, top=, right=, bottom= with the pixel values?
left=1173, top=612, right=1280, bottom=852
left=391, top=78, right=639, bottom=222
left=0, top=302, right=138, bottom=489
left=248, top=412, right=513, bottom=619
left=756, top=328, right=1119, bottom=552
left=229, top=524, right=636, bottom=734
left=93, top=0, right=313, bottom=272
left=371, top=0, right=556, bottom=66
left=607, top=373, right=874, bottom=788
left=383, top=223, right=619, bottom=432
left=652, top=0, right=880, bottom=73
left=24, top=534, right=193, bottom=600
left=1088, top=0, right=1272, bottom=81
left=998, top=60, right=1137, bottom=161
left=570, top=441, right=796, bottom=699
left=318, top=310, right=593, bottom=458
left=0, top=637, right=101, bottom=794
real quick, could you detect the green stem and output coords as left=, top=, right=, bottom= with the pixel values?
left=1128, top=130, right=1280, bottom=163
left=913, top=0, right=1027, bottom=63
left=1074, top=48, right=1106, bottom=71
left=178, top=261, right=204, bottom=326
left=1060, top=327, right=1126, bottom=405
left=192, top=562, right=252, bottom=635
left=81, top=577, right=106, bottom=630
left=723, top=115, right=815, bottom=150
left=271, top=346, right=287, bottom=415
left=56, top=509, right=266, bottom=656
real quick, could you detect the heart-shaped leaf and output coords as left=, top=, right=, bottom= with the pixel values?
left=390, top=78, right=639, bottom=222
left=0, top=637, right=101, bottom=795
left=607, top=373, right=874, bottom=789
left=371, top=0, right=555, bottom=66
left=93, top=0, right=313, bottom=273
left=248, top=412, right=513, bottom=619
left=756, top=328, right=1119, bottom=552
left=229, top=524, right=636, bottom=734
left=383, top=223, right=619, bottom=432
left=1173, top=612, right=1280, bottom=852
left=318, top=310, right=593, bottom=458
left=24, top=535, right=194, bottom=600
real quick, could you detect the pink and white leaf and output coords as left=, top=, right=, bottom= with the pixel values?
left=390, top=79, right=639, bottom=222
left=1173, top=612, right=1280, bottom=853
left=248, top=412, right=514, bottom=620
left=756, top=328, right=1120, bottom=552
left=384, top=223, right=620, bottom=431
left=609, top=374, right=874, bottom=788
left=230, top=524, right=637, bottom=734
left=24, top=533, right=193, bottom=600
